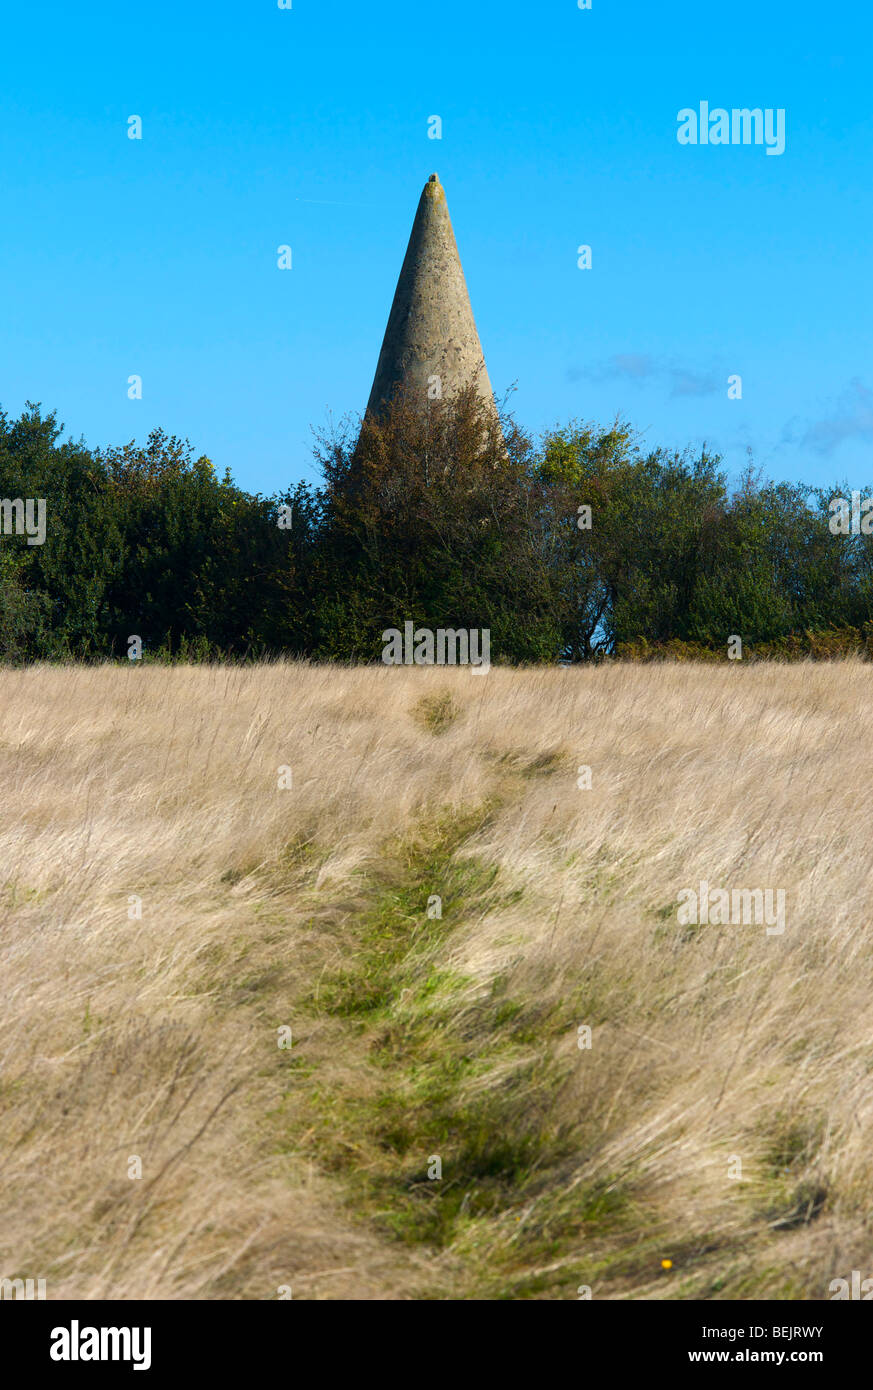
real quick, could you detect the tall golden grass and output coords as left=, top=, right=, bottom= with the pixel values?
left=1, top=660, right=871, bottom=1300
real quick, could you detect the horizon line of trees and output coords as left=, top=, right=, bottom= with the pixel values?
left=0, top=391, right=871, bottom=665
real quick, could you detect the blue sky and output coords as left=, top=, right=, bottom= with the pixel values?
left=0, top=0, right=869, bottom=495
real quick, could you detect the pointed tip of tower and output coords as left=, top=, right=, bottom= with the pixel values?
left=423, top=172, right=444, bottom=205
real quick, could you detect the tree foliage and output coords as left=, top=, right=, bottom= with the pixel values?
left=0, top=397, right=870, bottom=664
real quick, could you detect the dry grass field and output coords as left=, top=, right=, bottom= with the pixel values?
left=2, top=659, right=872, bottom=1300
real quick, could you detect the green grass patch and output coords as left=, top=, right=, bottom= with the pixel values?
left=412, top=690, right=461, bottom=736
left=279, top=805, right=635, bottom=1285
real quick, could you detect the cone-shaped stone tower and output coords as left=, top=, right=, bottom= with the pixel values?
left=365, top=174, right=496, bottom=420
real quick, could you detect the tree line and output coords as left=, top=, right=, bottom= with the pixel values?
left=0, top=392, right=871, bottom=663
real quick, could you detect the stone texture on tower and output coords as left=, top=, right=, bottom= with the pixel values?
left=365, top=174, right=496, bottom=419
